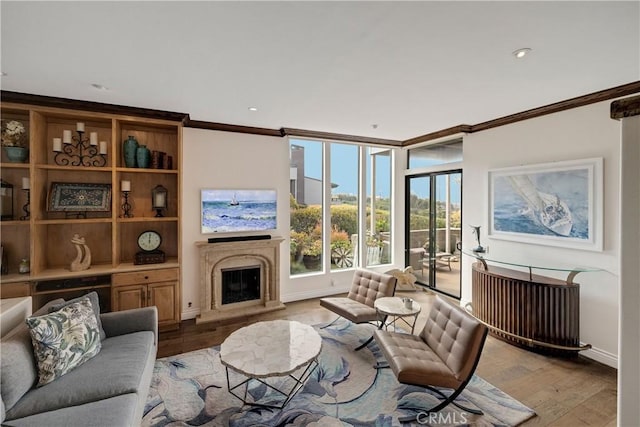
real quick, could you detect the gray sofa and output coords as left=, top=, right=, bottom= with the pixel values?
left=1, top=298, right=158, bottom=427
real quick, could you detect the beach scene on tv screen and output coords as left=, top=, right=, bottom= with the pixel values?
left=202, top=189, right=277, bottom=233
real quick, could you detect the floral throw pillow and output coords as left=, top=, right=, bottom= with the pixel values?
left=26, top=297, right=102, bottom=386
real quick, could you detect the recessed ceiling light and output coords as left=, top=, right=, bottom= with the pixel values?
left=372, top=124, right=378, bottom=129
left=0, top=72, right=7, bottom=77
left=248, top=107, right=258, bottom=112
left=512, top=48, right=532, bottom=59
left=91, top=83, right=109, bottom=91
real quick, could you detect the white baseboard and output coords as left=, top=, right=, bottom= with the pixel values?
left=581, top=345, right=618, bottom=368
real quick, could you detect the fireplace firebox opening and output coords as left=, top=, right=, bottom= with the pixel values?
left=222, top=266, right=261, bottom=304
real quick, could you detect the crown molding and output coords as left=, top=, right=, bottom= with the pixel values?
left=471, top=81, right=640, bottom=133
left=282, top=128, right=402, bottom=147
left=185, top=119, right=283, bottom=137
left=611, top=94, right=640, bottom=119
left=0, top=91, right=190, bottom=123
left=5, top=80, right=639, bottom=147
left=402, top=81, right=640, bottom=146
left=402, top=125, right=472, bottom=147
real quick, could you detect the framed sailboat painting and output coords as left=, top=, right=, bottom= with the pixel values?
left=488, top=158, right=603, bottom=251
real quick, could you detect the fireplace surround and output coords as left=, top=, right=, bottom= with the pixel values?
left=195, top=237, right=285, bottom=324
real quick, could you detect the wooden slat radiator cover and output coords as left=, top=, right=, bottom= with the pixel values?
left=471, top=262, right=581, bottom=355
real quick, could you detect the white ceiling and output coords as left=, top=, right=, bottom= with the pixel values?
left=1, top=1, right=638, bottom=141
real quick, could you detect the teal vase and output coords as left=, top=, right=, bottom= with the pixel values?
left=123, top=136, right=138, bottom=168
left=136, top=145, right=150, bottom=169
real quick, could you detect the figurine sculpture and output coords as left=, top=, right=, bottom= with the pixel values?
left=470, top=225, right=485, bottom=253
left=70, top=233, right=91, bottom=272
left=386, top=266, right=418, bottom=291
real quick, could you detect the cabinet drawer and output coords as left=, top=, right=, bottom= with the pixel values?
left=112, top=268, right=178, bottom=287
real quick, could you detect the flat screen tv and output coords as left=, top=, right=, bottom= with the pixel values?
left=201, top=189, right=277, bottom=234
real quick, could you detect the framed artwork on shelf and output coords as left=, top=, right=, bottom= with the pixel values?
left=488, top=157, right=603, bottom=251
left=48, top=182, right=112, bottom=212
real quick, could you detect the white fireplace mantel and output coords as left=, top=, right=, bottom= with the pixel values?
left=195, top=237, right=285, bottom=324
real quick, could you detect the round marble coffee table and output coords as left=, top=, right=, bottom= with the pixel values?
left=220, top=319, right=322, bottom=408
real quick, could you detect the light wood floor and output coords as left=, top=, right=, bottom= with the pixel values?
left=158, top=289, right=617, bottom=426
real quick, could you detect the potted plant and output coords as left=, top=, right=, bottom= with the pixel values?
left=302, top=239, right=322, bottom=270
left=289, top=230, right=307, bottom=263
left=1, top=120, right=28, bottom=163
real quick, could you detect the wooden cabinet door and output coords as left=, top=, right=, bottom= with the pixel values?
left=1, top=282, right=30, bottom=299
left=148, top=281, right=179, bottom=327
left=112, top=284, right=146, bottom=312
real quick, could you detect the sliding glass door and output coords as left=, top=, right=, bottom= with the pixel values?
left=405, top=170, right=462, bottom=298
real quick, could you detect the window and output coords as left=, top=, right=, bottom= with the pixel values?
left=289, top=140, right=323, bottom=275
left=289, top=139, right=393, bottom=276
left=330, top=143, right=359, bottom=270
left=365, top=147, right=392, bottom=267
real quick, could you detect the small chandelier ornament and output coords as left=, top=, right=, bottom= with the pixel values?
left=53, top=122, right=107, bottom=167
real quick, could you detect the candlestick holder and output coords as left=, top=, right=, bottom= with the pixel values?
left=19, top=189, right=30, bottom=221
left=121, top=191, right=133, bottom=218
left=54, top=130, right=106, bottom=167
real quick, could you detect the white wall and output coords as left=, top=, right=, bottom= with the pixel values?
left=462, top=100, right=621, bottom=367
left=181, top=128, right=289, bottom=319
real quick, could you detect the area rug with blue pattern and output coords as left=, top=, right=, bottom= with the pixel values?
left=143, top=320, right=535, bottom=426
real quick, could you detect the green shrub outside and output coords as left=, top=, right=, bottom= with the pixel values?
left=290, top=205, right=321, bottom=234
left=290, top=203, right=394, bottom=271
left=330, top=205, right=357, bottom=236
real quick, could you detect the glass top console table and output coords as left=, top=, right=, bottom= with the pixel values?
left=462, top=250, right=600, bottom=355
left=462, top=250, right=601, bottom=285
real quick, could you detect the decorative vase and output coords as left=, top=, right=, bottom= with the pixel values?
left=3, top=146, right=28, bottom=163
left=136, top=145, right=151, bottom=169
left=123, top=135, right=139, bottom=168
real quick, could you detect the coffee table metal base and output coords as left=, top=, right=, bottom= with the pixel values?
left=225, top=358, right=319, bottom=409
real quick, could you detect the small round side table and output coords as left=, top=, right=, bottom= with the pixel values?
left=374, top=296, right=421, bottom=334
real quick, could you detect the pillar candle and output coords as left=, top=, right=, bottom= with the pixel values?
left=90, top=132, right=98, bottom=145
left=53, top=137, right=62, bottom=152
left=154, top=192, right=166, bottom=208
left=99, top=141, right=107, bottom=154
left=76, top=122, right=85, bottom=132
left=63, top=130, right=72, bottom=143
left=22, top=177, right=30, bottom=190
left=121, top=180, right=131, bottom=192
